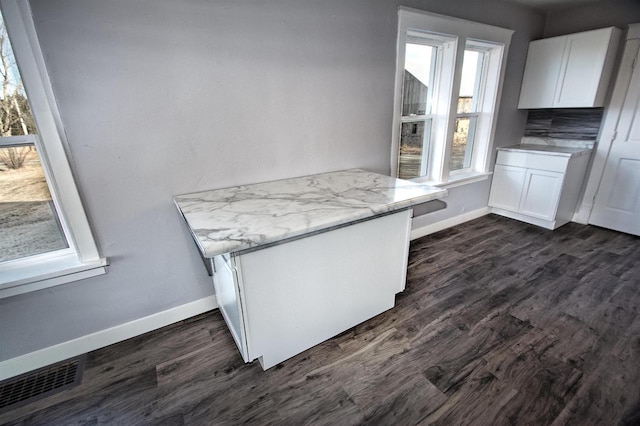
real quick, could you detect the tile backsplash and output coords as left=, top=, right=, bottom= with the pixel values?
left=524, top=109, right=604, bottom=140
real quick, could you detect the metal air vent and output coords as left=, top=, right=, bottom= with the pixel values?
left=0, top=355, right=85, bottom=414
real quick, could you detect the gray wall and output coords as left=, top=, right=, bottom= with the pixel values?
left=544, top=0, right=640, bottom=37
left=0, top=0, right=544, bottom=361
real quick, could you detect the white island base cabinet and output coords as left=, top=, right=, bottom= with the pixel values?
left=489, top=148, right=591, bottom=230
left=211, top=209, right=412, bottom=370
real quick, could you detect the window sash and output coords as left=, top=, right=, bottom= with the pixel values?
left=401, top=114, right=436, bottom=122
left=402, top=39, right=440, bottom=117
left=459, top=48, right=488, bottom=114
left=398, top=118, right=432, bottom=180
left=0, top=134, right=73, bottom=262
left=450, top=115, right=478, bottom=172
left=451, top=46, right=487, bottom=173
left=398, top=31, right=454, bottom=181
left=0, top=134, right=36, bottom=147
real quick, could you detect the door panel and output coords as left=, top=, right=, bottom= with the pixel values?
left=605, top=158, right=640, bottom=212
left=590, top=41, right=640, bottom=236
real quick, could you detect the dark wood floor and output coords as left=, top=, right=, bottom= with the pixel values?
left=2, top=214, right=639, bottom=425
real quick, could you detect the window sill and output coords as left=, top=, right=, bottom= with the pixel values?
left=434, top=172, right=492, bottom=189
left=0, top=251, right=108, bottom=299
left=409, top=171, right=492, bottom=189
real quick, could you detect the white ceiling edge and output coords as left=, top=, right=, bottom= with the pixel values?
left=500, top=0, right=602, bottom=12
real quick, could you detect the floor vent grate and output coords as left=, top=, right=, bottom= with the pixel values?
left=0, top=355, right=85, bottom=414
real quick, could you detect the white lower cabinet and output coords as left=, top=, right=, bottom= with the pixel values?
left=211, top=209, right=412, bottom=370
left=489, top=149, right=590, bottom=229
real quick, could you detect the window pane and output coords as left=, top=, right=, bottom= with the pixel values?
left=403, top=43, right=436, bottom=116
left=450, top=117, right=477, bottom=171
left=458, top=50, right=484, bottom=113
left=0, top=144, right=68, bottom=261
left=398, top=120, right=431, bottom=180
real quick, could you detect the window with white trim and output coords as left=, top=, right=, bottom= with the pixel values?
left=0, top=0, right=106, bottom=297
left=392, top=8, right=513, bottom=186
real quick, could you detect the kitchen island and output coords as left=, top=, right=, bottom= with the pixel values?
left=175, top=169, right=447, bottom=369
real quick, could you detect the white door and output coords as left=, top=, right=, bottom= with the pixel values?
left=589, top=40, right=640, bottom=236
left=519, top=169, right=564, bottom=221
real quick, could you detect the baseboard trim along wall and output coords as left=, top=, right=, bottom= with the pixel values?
left=0, top=295, right=218, bottom=382
left=410, top=207, right=491, bottom=240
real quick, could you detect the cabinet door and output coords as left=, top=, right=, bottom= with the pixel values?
left=555, top=28, right=613, bottom=107
left=518, top=37, right=566, bottom=109
left=519, top=169, right=564, bottom=221
left=212, top=255, right=249, bottom=362
left=236, top=210, right=412, bottom=370
left=489, top=164, right=526, bottom=212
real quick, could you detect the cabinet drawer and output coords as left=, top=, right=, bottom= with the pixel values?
left=496, top=150, right=569, bottom=173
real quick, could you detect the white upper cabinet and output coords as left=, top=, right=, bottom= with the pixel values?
left=518, top=27, right=621, bottom=109
left=518, top=37, right=566, bottom=108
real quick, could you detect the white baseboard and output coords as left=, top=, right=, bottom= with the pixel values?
left=0, top=295, right=217, bottom=381
left=411, top=207, right=491, bottom=240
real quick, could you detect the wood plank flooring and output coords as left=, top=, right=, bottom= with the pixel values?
left=2, top=214, right=639, bottom=425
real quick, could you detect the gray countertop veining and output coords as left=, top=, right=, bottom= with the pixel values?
left=497, top=144, right=592, bottom=158
left=174, top=169, right=447, bottom=257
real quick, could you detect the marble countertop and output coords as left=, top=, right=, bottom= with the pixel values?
left=498, top=144, right=592, bottom=158
left=174, top=169, right=447, bottom=257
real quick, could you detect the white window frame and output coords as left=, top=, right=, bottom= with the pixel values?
left=399, top=32, right=455, bottom=181
left=0, top=0, right=106, bottom=298
left=391, top=7, right=513, bottom=187
left=450, top=44, right=488, bottom=174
